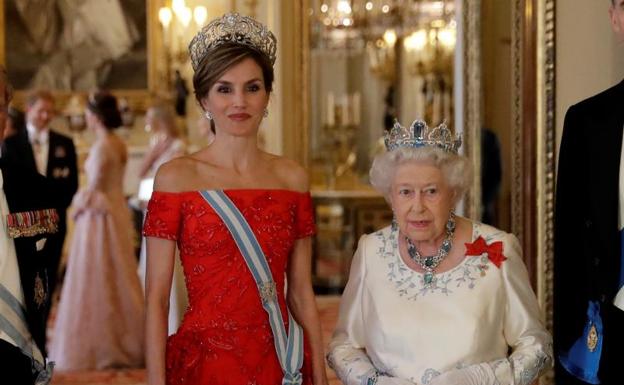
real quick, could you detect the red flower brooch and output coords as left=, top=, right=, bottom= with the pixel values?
left=465, top=236, right=507, bottom=268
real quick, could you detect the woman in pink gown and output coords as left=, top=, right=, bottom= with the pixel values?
left=50, top=91, right=144, bottom=370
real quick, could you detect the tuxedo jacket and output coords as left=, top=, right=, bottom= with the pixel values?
left=3, top=129, right=78, bottom=214
left=0, top=157, right=57, bottom=357
left=554, top=80, right=624, bottom=384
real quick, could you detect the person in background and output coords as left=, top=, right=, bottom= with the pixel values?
left=4, top=106, right=25, bottom=139
left=49, top=91, right=144, bottom=371
left=136, top=102, right=187, bottom=335
left=138, top=103, right=186, bottom=180
left=2, top=89, right=78, bottom=310
left=143, top=13, right=328, bottom=385
left=0, top=65, right=56, bottom=384
left=328, top=119, right=552, bottom=385
left=554, top=1, right=624, bottom=384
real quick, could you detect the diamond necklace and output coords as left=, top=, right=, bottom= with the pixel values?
left=405, top=212, right=456, bottom=286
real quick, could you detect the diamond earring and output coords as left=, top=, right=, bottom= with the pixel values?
left=205, top=111, right=213, bottom=120
left=263, top=108, right=269, bottom=118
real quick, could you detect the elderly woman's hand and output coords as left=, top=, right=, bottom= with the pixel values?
left=375, top=376, right=417, bottom=385
left=428, top=363, right=497, bottom=385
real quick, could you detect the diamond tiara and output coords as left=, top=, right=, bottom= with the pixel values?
left=384, top=119, right=462, bottom=154
left=189, top=13, right=277, bottom=71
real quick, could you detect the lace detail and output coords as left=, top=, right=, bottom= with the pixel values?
left=511, top=344, right=553, bottom=385
left=378, top=223, right=506, bottom=300
left=143, top=190, right=316, bottom=385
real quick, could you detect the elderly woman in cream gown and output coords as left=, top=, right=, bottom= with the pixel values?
left=327, top=120, right=553, bottom=385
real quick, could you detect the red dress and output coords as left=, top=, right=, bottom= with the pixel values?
left=143, top=189, right=316, bottom=385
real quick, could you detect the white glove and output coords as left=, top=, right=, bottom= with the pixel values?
left=376, top=375, right=416, bottom=385
left=428, top=363, right=497, bottom=385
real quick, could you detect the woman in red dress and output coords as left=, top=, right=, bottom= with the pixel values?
left=143, top=13, right=328, bottom=385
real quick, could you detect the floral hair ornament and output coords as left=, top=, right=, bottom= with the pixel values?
left=384, top=119, right=462, bottom=154
left=188, top=12, right=277, bottom=71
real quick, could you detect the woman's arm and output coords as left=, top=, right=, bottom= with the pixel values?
left=145, top=236, right=176, bottom=385
left=287, top=236, right=328, bottom=385
left=144, top=163, right=183, bottom=385
left=430, top=233, right=553, bottom=385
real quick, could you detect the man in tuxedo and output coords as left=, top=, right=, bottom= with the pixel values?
left=3, top=89, right=78, bottom=303
left=0, top=67, right=56, bottom=384
left=554, top=1, right=624, bottom=384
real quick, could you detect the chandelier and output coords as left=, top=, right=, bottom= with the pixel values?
left=310, top=0, right=456, bottom=80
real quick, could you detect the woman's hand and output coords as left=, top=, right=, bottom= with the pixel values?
left=428, top=363, right=496, bottom=385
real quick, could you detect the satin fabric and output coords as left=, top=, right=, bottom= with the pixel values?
left=328, top=220, right=552, bottom=385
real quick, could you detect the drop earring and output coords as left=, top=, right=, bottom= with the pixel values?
left=263, top=108, right=269, bottom=118
left=205, top=111, right=213, bottom=120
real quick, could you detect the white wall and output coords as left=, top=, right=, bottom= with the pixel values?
left=556, top=0, right=624, bottom=153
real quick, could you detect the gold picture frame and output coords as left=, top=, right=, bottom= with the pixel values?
left=0, top=0, right=164, bottom=112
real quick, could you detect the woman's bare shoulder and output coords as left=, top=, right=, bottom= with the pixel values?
left=153, top=155, right=201, bottom=192
left=267, top=154, right=309, bottom=192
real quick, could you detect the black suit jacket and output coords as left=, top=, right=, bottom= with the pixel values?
left=554, top=80, right=624, bottom=384
left=0, top=156, right=57, bottom=358
left=3, top=129, right=78, bottom=212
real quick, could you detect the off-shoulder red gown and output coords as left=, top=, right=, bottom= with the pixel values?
left=143, top=189, right=315, bottom=385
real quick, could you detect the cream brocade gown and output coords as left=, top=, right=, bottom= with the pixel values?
left=328, top=221, right=553, bottom=385
left=50, top=137, right=144, bottom=370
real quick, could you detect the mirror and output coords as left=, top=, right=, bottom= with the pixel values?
left=306, top=0, right=460, bottom=192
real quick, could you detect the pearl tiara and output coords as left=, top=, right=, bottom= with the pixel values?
left=384, top=119, right=462, bottom=154
left=188, top=13, right=277, bottom=71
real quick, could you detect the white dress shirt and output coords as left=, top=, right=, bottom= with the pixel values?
left=26, top=123, right=49, bottom=176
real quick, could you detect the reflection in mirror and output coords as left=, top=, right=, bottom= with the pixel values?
left=307, top=0, right=457, bottom=190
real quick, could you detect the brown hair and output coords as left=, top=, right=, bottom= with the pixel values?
left=0, top=66, right=13, bottom=104
left=192, top=43, right=274, bottom=105
left=25, top=89, right=54, bottom=107
left=88, top=91, right=122, bottom=130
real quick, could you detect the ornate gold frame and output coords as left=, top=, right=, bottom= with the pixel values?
left=512, top=0, right=556, bottom=383
left=0, top=0, right=163, bottom=111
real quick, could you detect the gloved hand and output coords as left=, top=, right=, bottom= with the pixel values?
left=428, top=363, right=497, bottom=385
left=376, top=375, right=416, bottom=385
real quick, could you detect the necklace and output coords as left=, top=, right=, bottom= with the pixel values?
left=405, top=212, right=456, bottom=286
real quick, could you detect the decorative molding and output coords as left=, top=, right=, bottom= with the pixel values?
left=537, top=0, right=556, bottom=383
left=511, top=0, right=524, bottom=242
left=463, top=0, right=482, bottom=221
left=280, top=0, right=309, bottom=165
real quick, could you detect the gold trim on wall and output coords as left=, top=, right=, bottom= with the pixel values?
left=280, top=0, right=309, bottom=166
left=0, top=0, right=163, bottom=112
left=463, top=0, right=482, bottom=220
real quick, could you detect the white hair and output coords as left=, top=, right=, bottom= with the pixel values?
left=369, top=146, right=472, bottom=202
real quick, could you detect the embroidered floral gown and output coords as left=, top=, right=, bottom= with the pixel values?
left=327, top=221, right=553, bottom=385
left=143, top=189, right=315, bottom=385
left=50, top=137, right=144, bottom=370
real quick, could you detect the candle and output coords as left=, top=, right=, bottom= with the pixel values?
left=353, top=92, right=361, bottom=126
left=327, top=92, right=335, bottom=126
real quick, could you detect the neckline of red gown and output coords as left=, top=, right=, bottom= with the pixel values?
left=152, top=189, right=310, bottom=195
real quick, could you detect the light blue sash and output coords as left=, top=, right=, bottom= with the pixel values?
left=199, top=190, right=304, bottom=385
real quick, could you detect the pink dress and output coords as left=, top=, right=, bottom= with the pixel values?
left=50, top=137, right=144, bottom=370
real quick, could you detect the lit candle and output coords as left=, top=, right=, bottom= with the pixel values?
left=353, top=92, right=361, bottom=126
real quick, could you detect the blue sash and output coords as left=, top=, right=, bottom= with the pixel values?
left=199, top=190, right=304, bottom=385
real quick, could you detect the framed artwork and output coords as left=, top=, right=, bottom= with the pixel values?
left=0, top=0, right=163, bottom=110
